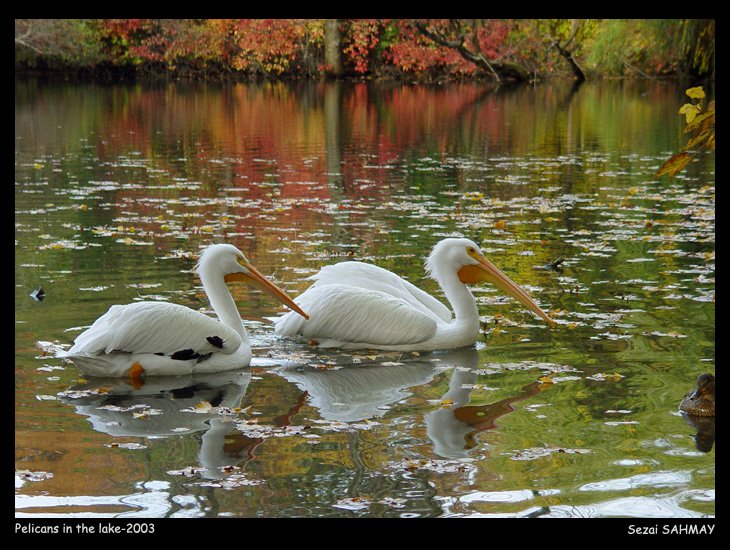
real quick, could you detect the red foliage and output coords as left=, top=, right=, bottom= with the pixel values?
left=95, top=19, right=515, bottom=79
left=342, top=20, right=382, bottom=74
left=387, top=20, right=512, bottom=77
left=230, top=19, right=311, bottom=74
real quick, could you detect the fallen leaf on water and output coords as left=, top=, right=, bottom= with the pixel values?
left=585, top=372, right=624, bottom=382
left=105, top=442, right=147, bottom=450
left=333, top=497, right=371, bottom=512
left=16, top=469, right=53, bottom=482
left=511, top=446, right=591, bottom=461
left=29, top=287, right=46, bottom=302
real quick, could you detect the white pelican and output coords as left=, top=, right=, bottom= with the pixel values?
left=62, top=243, right=308, bottom=380
left=275, top=237, right=555, bottom=351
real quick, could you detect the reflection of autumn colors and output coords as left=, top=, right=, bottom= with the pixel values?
left=15, top=80, right=714, bottom=518
left=16, top=79, right=695, bottom=281
left=454, top=380, right=544, bottom=450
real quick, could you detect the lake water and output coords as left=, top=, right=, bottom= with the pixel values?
left=15, top=78, right=714, bottom=519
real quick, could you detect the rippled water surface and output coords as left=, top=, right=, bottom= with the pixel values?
left=15, top=78, right=714, bottom=519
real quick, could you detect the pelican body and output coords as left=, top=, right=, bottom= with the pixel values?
left=275, top=238, right=554, bottom=351
left=63, top=244, right=308, bottom=378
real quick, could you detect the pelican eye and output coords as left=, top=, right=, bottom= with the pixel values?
left=467, top=246, right=477, bottom=255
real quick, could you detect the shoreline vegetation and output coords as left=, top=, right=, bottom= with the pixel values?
left=15, top=19, right=715, bottom=84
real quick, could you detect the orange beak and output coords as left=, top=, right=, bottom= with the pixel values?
left=458, top=254, right=555, bottom=327
left=225, top=264, right=309, bottom=320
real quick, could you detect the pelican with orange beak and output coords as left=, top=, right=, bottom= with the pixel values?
left=62, top=244, right=308, bottom=379
left=275, top=237, right=555, bottom=351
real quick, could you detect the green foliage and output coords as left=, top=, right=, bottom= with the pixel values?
left=657, top=86, right=715, bottom=179
left=586, top=19, right=715, bottom=78
left=677, top=19, right=715, bottom=78
left=586, top=20, right=654, bottom=75
left=15, top=19, right=104, bottom=67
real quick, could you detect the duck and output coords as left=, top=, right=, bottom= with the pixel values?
left=680, top=372, right=715, bottom=417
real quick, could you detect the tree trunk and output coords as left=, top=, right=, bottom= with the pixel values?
left=414, top=20, right=530, bottom=83
left=553, top=41, right=586, bottom=81
left=324, top=19, right=343, bottom=78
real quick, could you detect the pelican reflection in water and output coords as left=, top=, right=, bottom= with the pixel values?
left=275, top=348, right=548, bottom=458
left=59, top=371, right=258, bottom=478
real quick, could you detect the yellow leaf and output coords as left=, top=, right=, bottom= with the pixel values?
left=656, top=152, right=691, bottom=179
left=686, top=86, right=705, bottom=99
left=685, top=110, right=714, bottom=132
left=678, top=103, right=700, bottom=124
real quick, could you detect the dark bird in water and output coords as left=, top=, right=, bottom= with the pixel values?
left=30, top=287, right=46, bottom=302
left=680, top=373, right=715, bottom=417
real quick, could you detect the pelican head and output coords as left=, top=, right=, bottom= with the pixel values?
left=197, top=243, right=308, bottom=319
left=426, top=238, right=555, bottom=326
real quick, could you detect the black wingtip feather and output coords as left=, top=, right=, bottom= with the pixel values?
left=206, top=336, right=224, bottom=349
left=171, top=349, right=200, bottom=361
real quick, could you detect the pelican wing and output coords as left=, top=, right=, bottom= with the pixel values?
left=68, top=301, right=242, bottom=357
left=275, top=283, right=439, bottom=347
left=308, top=261, right=452, bottom=322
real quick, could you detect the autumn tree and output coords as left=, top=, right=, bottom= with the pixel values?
left=14, top=18, right=715, bottom=82
left=675, top=19, right=714, bottom=79
left=539, top=19, right=593, bottom=81
left=413, top=19, right=530, bottom=82
left=15, top=19, right=101, bottom=66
